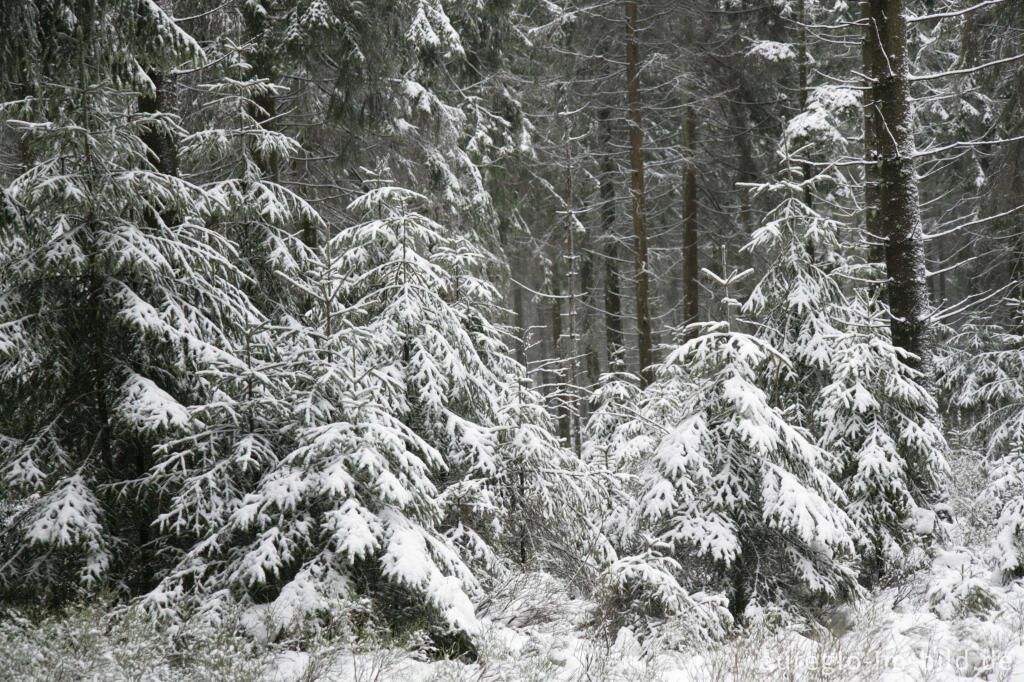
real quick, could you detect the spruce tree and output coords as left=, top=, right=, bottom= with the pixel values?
left=0, top=0, right=261, bottom=599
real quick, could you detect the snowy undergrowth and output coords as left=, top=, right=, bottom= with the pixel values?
left=7, top=559, right=1024, bottom=682
left=1, top=452, right=1019, bottom=682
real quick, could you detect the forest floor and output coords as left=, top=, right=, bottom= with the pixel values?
left=4, top=553, right=1024, bottom=682
left=4, top=456, right=1021, bottom=681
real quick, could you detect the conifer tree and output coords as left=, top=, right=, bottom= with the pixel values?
left=145, top=183, right=592, bottom=639
left=635, top=326, right=858, bottom=618
left=0, top=0, right=262, bottom=599
left=940, top=317, right=1024, bottom=579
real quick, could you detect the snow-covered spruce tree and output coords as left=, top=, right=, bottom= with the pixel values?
left=583, top=371, right=644, bottom=474
left=129, top=0, right=330, bottom=612
left=742, top=178, right=947, bottom=583
left=745, top=57, right=949, bottom=585
left=627, top=324, right=858, bottom=621
left=174, top=5, right=322, bottom=319
left=817, top=294, right=948, bottom=581
left=146, top=184, right=590, bottom=644
left=582, top=365, right=732, bottom=638
left=938, top=315, right=1024, bottom=579
left=742, top=183, right=847, bottom=414
left=0, top=0, right=264, bottom=600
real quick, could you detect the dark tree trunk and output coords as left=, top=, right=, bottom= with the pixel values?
left=729, top=553, right=750, bottom=623
left=550, top=284, right=570, bottom=445
left=681, top=110, right=699, bottom=340
left=565, top=136, right=583, bottom=457
left=625, top=0, right=653, bottom=383
left=861, top=1, right=884, bottom=281
left=867, top=0, right=933, bottom=381
left=579, top=246, right=601, bottom=385
left=796, top=0, right=814, bottom=219
left=138, top=73, right=178, bottom=177
left=599, top=110, right=624, bottom=369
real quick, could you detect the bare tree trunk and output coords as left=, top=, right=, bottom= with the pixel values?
left=796, top=0, right=814, bottom=217
left=861, top=1, right=883, bottom=280
left=681, top=109, right=699, bottom=340
left=625, top=0, right=653, bottom=383
left=565, top=132, right=583, bottom=457
left=599, top=110, right=624, bottom=369
left=550, top=276, right=570, bottom=444
left=579, top=246, right=600, bottom=384
left=867, top=0, right=933, bottom=380
left=139, top=73, right=178, bottom=177
left=512, top=249, right=529, bottom=367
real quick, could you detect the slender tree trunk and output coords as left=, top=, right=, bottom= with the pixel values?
left=550, top=282, right=570, bottom=445
left=867, top=0, right=933, bottom=381
left=681, top=109, right=699, bottom=340
left=599, top=110, right=624, bottom=369
left=512, top=249, right=529, bottom=367
left=579, top=244, right=600, bottom=385
left=565, top=132, right=583, bottom=457
left=861, top=1, right=883, bottom=282
left=733, top=94, right=758, bottom=246
left=625, top=0, right=653, bottom=382
left=796, top=0, right=814, bottom=213
left=795, top=0, right=819, bottom=264
left=139, top=73, right=178, bottom=177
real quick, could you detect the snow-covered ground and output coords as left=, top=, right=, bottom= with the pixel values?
left=257, top=559, right=1024, bottom=682
left=6, top=550, right=1024, bottom=682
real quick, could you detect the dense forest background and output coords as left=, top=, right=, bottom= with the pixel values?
left=4, top=0, right=1024, bottom=679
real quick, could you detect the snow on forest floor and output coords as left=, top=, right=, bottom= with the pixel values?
left=5, top=554, right=1024, bottom=682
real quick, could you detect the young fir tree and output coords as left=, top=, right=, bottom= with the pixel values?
left=0, top=0, right=264, bottom=599
left=743, top=88, right=948, bottom=584
left=583, top=267, right=855, bottom=622
left=635, top=324, right=858, bottom=619
left=583, top=366, right=732, bottom=637
left=817, top=295, right=948, bottom=580
left=744, top=187, right=947, bottom=583
left=145, top=183, right=590, bottom=641
left=939, top=314, right=1024, bottom=580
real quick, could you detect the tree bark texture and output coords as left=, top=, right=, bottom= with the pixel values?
left=625, top=0, right=653, bottom=382
left=867, top=0, right=933, bottom=381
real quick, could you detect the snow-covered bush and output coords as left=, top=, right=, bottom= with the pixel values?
left=927, top=550, right=999, bottom=620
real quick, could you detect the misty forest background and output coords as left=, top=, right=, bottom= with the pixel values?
left=3, top=0, right=1024, bottom=677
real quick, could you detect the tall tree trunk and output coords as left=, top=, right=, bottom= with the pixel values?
left=625, top=0, right=653, bottom=382
left=135, top=71, right=180, bottom=590
left=861, top=1, right=884, bottom=285
left=796, top=0, right=818, bottom=264
left=796, top=0, right=814, bottom=214
left=512, top=248, right=529, bottom=367
left=681, top=108, right=699, bottom=340
left=599, top=110, right=624, bottom=369
left=867, top=0, right=933, bottom=381
left=139, top=73, right=178, bottom=177
left=565, top=132, right=583, bottom=457
left=550, top=281, right=570, bottom=445
left=579, top=243, right=600, bottom=385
